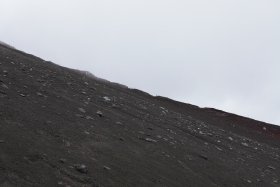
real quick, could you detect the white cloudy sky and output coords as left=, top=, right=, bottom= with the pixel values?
left=1, top=0, right=280, bottom=125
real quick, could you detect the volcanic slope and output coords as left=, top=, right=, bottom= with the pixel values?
left=0, top=43, right=280, bottom=187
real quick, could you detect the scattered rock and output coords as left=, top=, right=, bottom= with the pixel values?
left=36, top=92, right=44, bottom=97
left=247, top=180, right=252, bottom=183
left=268, top=166, right=276, bottom=170
left=78, top=108, right=86, bottom=113
left=112, top=104, right=118, bottom=108
left=59, top=158, right=66, bottom=164
left=85, top=116, right=94, bottom=120
left=19, top=93, right=26, bottom=97
left=242, top=142, right=249, bottom=147
left=1, top=83, right=8, bottom=89
left=74, top=164, right=88, bottom=174
left=103, top=96, right=111, bottom=102
left=96, top=111, right=103, bottom=117
left=198, top=154, right=208, bottom=160
left=75, top=114, right=83, bottom=118
left=0, top=91, right=7, bottom=98
left=103, top=166, right=111, bottom=171
left=216, top=146, right=223, bottom=151
left=144, top=138, right=157, bottom=143
left=58, top=181, right=64, bottom=185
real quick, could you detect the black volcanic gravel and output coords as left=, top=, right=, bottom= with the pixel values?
left=0, top=43, right=280, bottom=187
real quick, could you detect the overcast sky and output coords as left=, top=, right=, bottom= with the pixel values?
left=1, top=0, right=280, bottom=125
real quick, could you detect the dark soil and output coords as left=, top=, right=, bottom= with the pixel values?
left=0, top=43, right=280, bottom=187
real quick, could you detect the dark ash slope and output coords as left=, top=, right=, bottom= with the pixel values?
left=0, top=44, right=280, bottom=187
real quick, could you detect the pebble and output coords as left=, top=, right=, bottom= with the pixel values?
left=36, top=92, right=44, bottom=97
left=74, top=164, right=88, bottom=174
left=103, top=166, right=111, bottom=170
left=198, top=154, right=208, bottom=160
left=216, top=146, right=223, bottom=151
left=19, top=93, right=26, bottom=97
left=78, top=108, right=86, bottom=113
left=144, top=138, right=157, bottom=143
left=85, top=116, right=94, bottom=120
left=103, top=96, right=111, bottom=102
left=59, top=158, right=66, bottom=163
left=268, top=166, right=276, bottom=170
left=242, top=142, right=249, bottom=147
left=96, top=111, right=103, bottom=117
left=1, top=83, right=8, bottom=89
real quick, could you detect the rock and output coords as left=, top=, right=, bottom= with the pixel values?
left=74, top=164, right=88, bottom=174
left=103, top=166, right=111, bottom=171
left=96, top=111, right=103, bottom=117
left=247, top=180, right=252, bottom=183
left=268, top=166, right=276, bottom=170
left=119, top=137, right=125, bottom=141
left=1, top=83, right=8, bottom=89
left=228, top=137, right=234, bottom=141
left=78, top=108, right=86, bottom=113
left=0, top=140, right=5, bottom=143
left=144, top=138, right=157, bottom=143
left=0, top=91, right=7, bottom=98
left=36, top=92, right=44, bottom=97
left=19, top=93, right=26, bottom=97
left=58, top=181, right=64, bottom=185
left=198, top=154, right=208, bottom=160
left=75, top=114, right=83, bottom=118
left=85, top=116, right=94, bottom=120
left=112, top=104, right=118, bottom=108
left=216, top=146, right=223, bottom=151
left=242, top=142, right=249, bottom=147
left=59, top=158, right=66, bottom=163
left=103, top=96, right=111, bottom=102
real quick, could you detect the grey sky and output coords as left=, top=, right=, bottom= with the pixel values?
left=1, top=0, right=280, bottom=125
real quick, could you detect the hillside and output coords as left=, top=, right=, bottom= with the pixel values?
left=0, top=43, right=280, bottom=187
